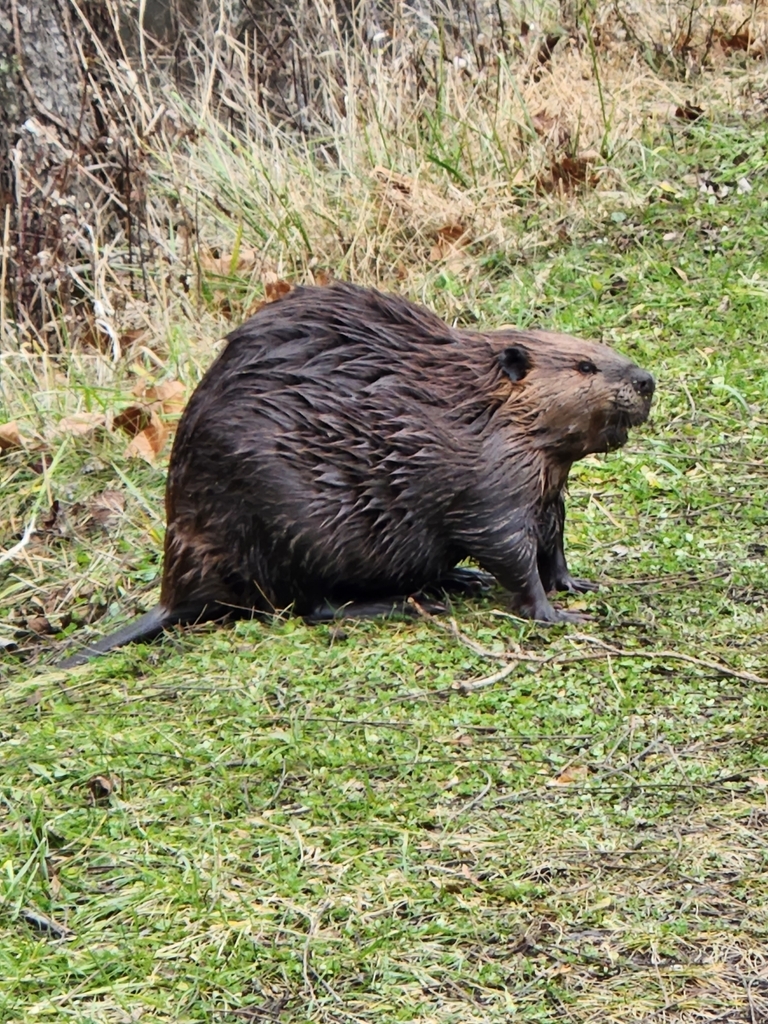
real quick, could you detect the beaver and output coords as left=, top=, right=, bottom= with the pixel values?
left=58, top=281, right=654, bottom=667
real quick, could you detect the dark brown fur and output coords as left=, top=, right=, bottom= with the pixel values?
left=59, top=282, right=654, bottom=666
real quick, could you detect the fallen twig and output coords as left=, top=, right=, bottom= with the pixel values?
left=455, top=633, right=768, bottom=693
left=570, top=634, right=768, bottom=686
left=454, top=660, right=519, bottom=692
left=412, top=600, right=505, bottom=660
left=449, top=770, right=494, bottom=819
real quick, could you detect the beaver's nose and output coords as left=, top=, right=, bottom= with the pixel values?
left=631, top=369, right=655, bottom=398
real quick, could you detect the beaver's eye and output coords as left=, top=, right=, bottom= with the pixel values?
left=578, top=360, right=598, bottom=375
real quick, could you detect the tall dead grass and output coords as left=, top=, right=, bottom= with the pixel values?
left=1, top=0, right=767, bottom=428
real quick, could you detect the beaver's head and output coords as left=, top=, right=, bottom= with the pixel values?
left=492, top=329, right=654, bottom=461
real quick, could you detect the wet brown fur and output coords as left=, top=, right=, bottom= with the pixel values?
left=58, top=282, right=654, bottom=666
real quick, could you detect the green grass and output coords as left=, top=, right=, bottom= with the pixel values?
left=3, top=117, right=768, bottom=1022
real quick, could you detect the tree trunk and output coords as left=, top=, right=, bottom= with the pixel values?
left=0, top=0, right=94, bottom=332
left=0, top=0, right=93, bottom=147
left=0, top=0, right=159, bottom=343
left=0, top=0, right=214, bottom=342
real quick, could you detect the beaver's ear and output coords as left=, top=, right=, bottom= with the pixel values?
left=499, top=345, right=531, bottom=382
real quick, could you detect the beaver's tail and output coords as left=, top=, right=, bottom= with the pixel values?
left=56, top=601, right=226, bottom=668
left=56, top=605, right=172, bottom=668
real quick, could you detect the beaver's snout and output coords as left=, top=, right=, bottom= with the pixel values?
left=630, top=368, right=655, bottom=400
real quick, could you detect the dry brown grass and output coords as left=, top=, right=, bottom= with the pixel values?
left=3, top=0, right=767, bottom=406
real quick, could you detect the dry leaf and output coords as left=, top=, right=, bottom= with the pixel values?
left=429, top=222, right=471, bottom=263
left=541, top=154, right=598, bottom=193
left=263, top=271, right=291, bottom=303
left=133, top=379, right=186, bottom=415
left=371, top=166, right=414, bottom=195
left=451, top=733, right=474, bottom=747
left=89, top=489, right=125, bottom=528
left=114, top=405, right=150, bottom=438
left=0, top=421, right=22, bottom=450
left=715, top=30, right=760, bottom=54
left=40, top=501, right=61, bottom=533
left=550, top=764, right=589, bottom=785
left=460, top=864, right=480, bottom=884
left=120, top=328, right=149, bottom=349
left=531, top=111, right=570, bottom=148
left=26, top=615, right=53, bottom=635
left=58, top=412, right=106, bottom=437
left=533, top=31, right=562, bottom=71
left=673, top=266, right=689, bottom=283
left=436, top=222, right=469, bottom=246
left=124, top=410, right=168, bottom=463
left=87, top=774, right=119, bottom=804
left=116, top=383, right=182, bottom=462
left=675, top=103, right=705, bottom=122
left=200, top=246, right=258, bottom=277
left=200, top=251, right=226, bottom=275
left=532, top=111, right=555, bottom=134
left=430, top=223, right=473, bottom=262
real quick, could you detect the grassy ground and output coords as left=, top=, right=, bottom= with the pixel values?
left=3, top=7, right=768, bottom=1022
